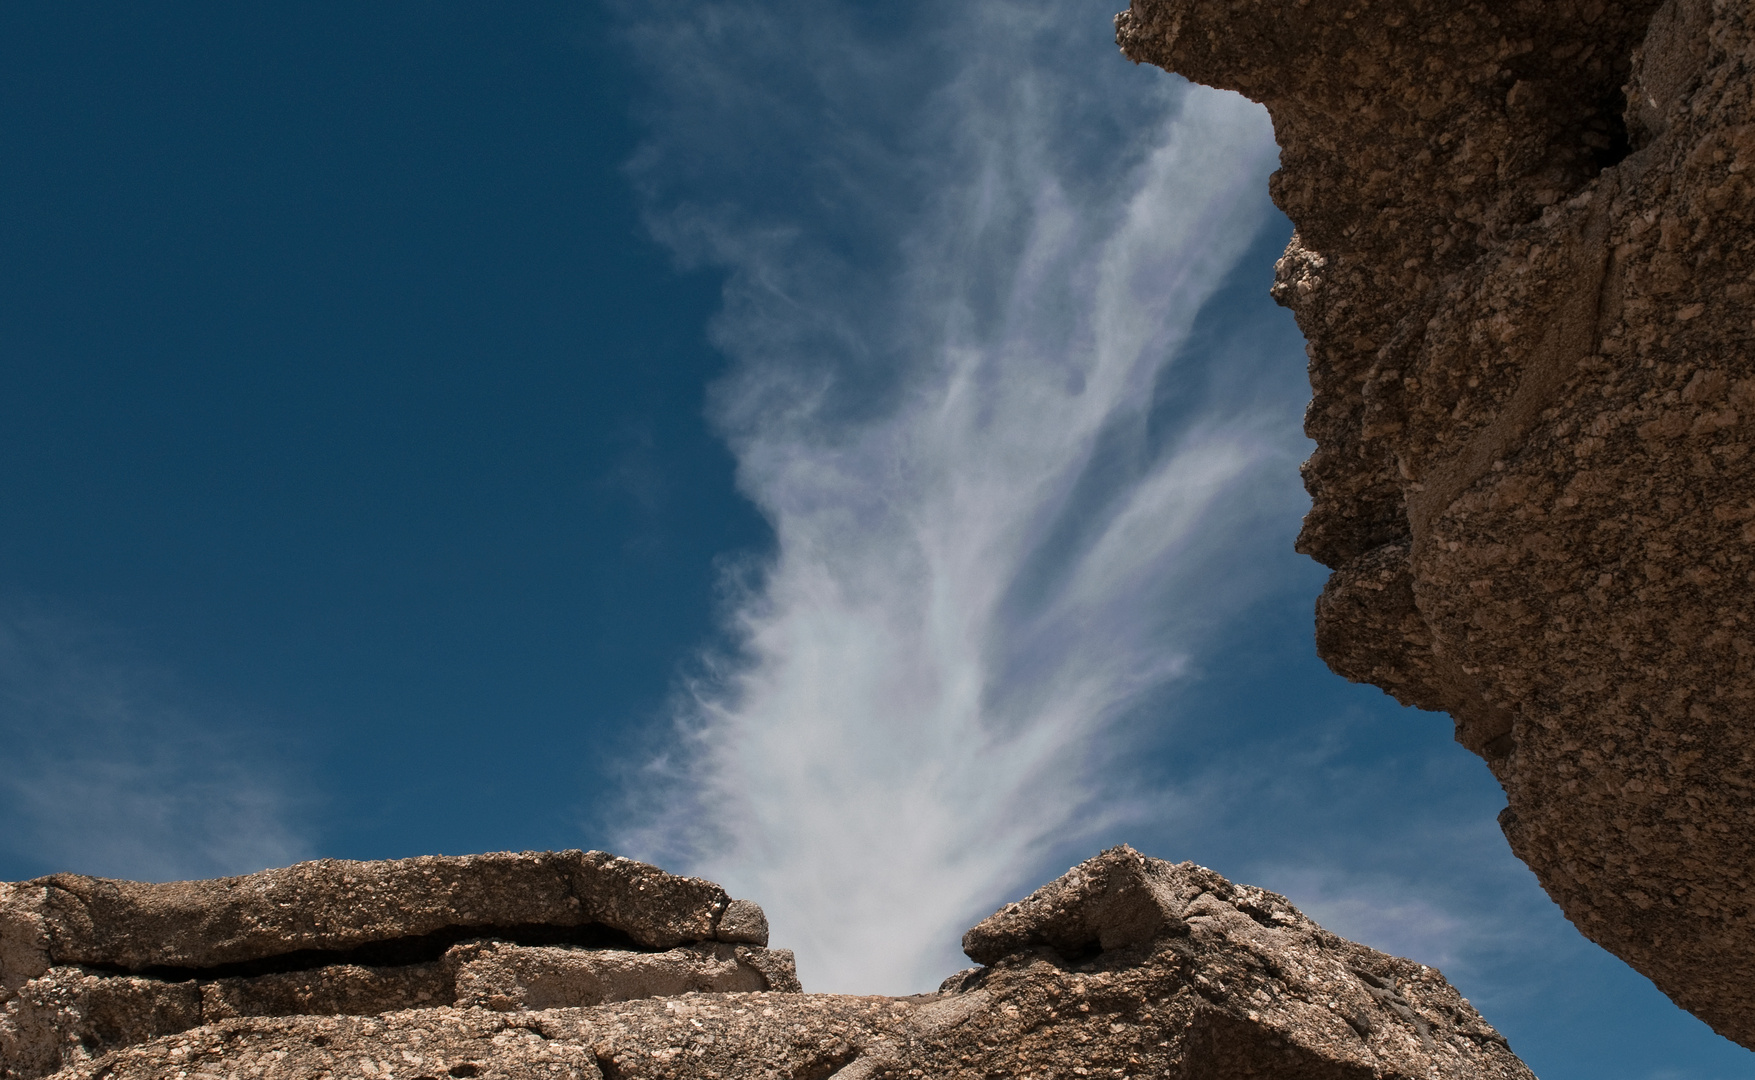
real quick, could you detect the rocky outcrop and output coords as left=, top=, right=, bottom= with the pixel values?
left=938, top=847, right=1533, bottom=1079
left=0, top=852, right=795, bottom=1079
left=0, top=849, right=763, bottom=980
left=2, top=848, right=1533, bottom=1079
left=1117, top=0, right=1755, bottom=1047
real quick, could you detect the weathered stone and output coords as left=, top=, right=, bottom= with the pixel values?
left=950, top=847, right=1530, bottom=1079
left=0, top=969, right=201, bottom=1080
left=443, top=942, right=782, bottom=1010
left=0, top=851, right=759, bottom=990
left=0, top=943, right=805, bottom=1079
left=198, top=961, right=451, bottom=1020
left=710, top=899, right=767, bottom=946
left=0, top=886, right=50, bottom=1004
left=1, top=961, right=457, bottom=1078
left=59, top=1009, right=610, bottom=1080
left=18, top=849, right=1534, bottom=1080
left=1119, top=0, right=1755, bottom=1046
left=962, top=845, right=1189, bottom=964
left=731, top=946, right=801, bottom=994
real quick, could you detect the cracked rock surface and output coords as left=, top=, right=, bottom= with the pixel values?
left=5, top=848, right=1531, bottom=1079
left=1119, top=0, right=1755, bottom=1046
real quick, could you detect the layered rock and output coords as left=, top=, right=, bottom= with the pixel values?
left=0, top=849, right=763, bottom=981
left=1118, top=0, right=1755, bottom=1046
left=3, top=848, right=1533, bottom=1079
left=0, top=852, right=794, bottom=1079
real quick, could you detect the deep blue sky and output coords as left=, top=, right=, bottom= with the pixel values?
left=0, top=4, right=1750, bottom=1077
left=0, top=2, right=767, bottom=862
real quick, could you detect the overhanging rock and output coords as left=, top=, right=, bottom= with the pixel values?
left=1117, top=0, right=1755, bottom=1045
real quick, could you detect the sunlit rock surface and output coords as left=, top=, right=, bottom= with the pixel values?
left=0, top=852, right=793, bottom=1079
left=1118, top=0, right=1755, bottom=1046
left=2, top=848, right=1530, bottom=1078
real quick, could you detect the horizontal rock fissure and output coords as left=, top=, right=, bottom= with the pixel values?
left=76, top=922, right=651, bottom=982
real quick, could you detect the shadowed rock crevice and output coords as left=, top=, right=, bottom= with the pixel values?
left=84, top=923, right=652, bottom=983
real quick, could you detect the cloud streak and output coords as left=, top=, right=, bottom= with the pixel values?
left=0, top=608, right=309, bottom=882
left=617, top=0, right=1308, bottom=993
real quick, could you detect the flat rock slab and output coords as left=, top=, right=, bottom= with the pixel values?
left=61, top=1009, right=614, bottom=1080
left=2, top=943, right=798, bottom=1078
left=446, top=942, right=794, bottom=1011
left=0, top=851, right=769, bottom=995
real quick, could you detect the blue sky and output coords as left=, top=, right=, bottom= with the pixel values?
left=0, top=3, right=1749, bottom=1077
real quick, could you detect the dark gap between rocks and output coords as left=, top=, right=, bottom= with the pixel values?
left=81, top=922, right=650, bottom=982
left=1594, top=95, right=1635, bottom=169
left=804, top=1047, right=860, bottom=1079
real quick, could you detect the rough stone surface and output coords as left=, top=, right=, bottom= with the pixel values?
left=1, top=944, right=798, bottom=1078
left=7, top=848, right=1532, bottom=1080
left=711, top=900, right=768, bottom=947
left=197, top=960, right=451, bottom=1020
left=963, top=845, right=1190, bottom=964
left=1119, top=0, right=1755, bottom=1046
left=0, top=851, right=750, bottom=989
left=63, top=1010, right=613, bottom=1080
left=0, top=853, right=785, bottom=1080
left=731, top=947, right=803, bottom=996
left=0, top=969, right=202, bottom=1080
left=444, top=943, right=779, bottom=1011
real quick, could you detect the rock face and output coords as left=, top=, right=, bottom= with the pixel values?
left=2, top=848, right=1533, bottom=1079
left=1118, top=0, right=1755, bottom=1047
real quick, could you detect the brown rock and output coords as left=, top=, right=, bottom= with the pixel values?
left=14, top=849, right=1535, bottom=1080
left=68, top=1009, right=612, bottom=1080
left=946, top=846, right=1530, bottom=1080
left=0, top=943, right=800, bottom=1079
left=0, top=852, right=776, bottom=1080
left=962, top=845, right=1189, bottom=964
left=198, top=960, right=450, bottom=1019
left=444, top=942, right=785, bottom=1010
left=0, top=969, right=201, bottom=1080
left=1, top=962, right=453, bottom=1079
left=0, top=886, right=50, bottom=1004
left=710, top=899, right=768, bottom=946
left=0, top=851, right=758, bottom=988
left=1119, top=0, right=1755, bottom=1047
left=730, top=945, right=802, bottom=994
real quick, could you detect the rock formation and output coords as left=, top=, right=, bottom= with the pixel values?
left=2, top=848, right=1533, bottom=1078
left=1117, top=0, right=1755, bottom=1047
left=0, top=851, right=795, bottom=1079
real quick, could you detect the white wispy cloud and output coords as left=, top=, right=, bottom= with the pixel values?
left=617, top=0, right=1309, bottom=992
left=1259, top=844, right=1544, bottom=980
left=614, top=4, right=1755, bottom=1072
left=0, top=609, right=310, bottom=882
